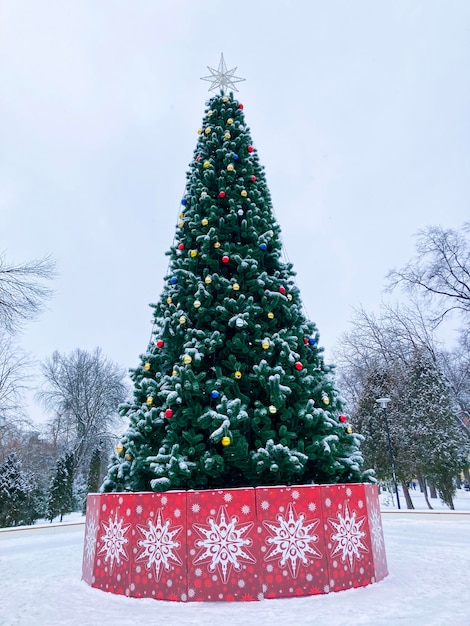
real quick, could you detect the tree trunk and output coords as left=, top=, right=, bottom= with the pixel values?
left=463, top=467, right=470, bottom=485
left=429, top=483, right=438, bottom=499
left=401, top=481, right=414, bottom=509
left=423, top=479, right=433, bottom=509
left=418, top=476, right=426, bottom=493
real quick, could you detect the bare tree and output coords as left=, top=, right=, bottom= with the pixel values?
left=439, top=330, right=470, bottom=434
left=334, top=302, right=469, bottom=508
left=0, top=333, right=32, bottom=462
left=386, top=223, right=470, bottom=325
left=38, top=348, right=129, bottom=476
left=0, top=252, right=56, bottom=334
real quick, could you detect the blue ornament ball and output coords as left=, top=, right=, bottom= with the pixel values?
left=232, top=154, right=239, bottom=161
left=309, top=337, right=316, bottom=346
left=170, top=277, right=178, bottom=285
left=259, top=243, right=267, bottom=251
left=211, top=390, right=220, bottom=399
left=181, top=198, right=187, bottom=206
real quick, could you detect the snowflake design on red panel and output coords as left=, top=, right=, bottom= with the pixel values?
left=136, top=509, right=183, bottom=581
left=192, top=505, right=256, bottom=583
left=263, top=502, right=322, bottom=578
left=368, top=505, right=384, bottom=553
left=98, top=512, right=130, bottom=571
left=84, top=514, right=99, bottom=564
left=328, top=501, right=368, bottom=570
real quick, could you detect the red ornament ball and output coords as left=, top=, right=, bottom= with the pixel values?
left=219, top=191, right=226, bottom=198
left=279, top=286, right=286, bottom=295
left=250, top=175, right=257, bottom=182
left=294, top=361, right=303, bottom=371
left=196, top=155, right=201, bottom=162
left=165, top=408, right=173, bottom=418
left=222, top=255, right=230, bottom=264
left=238, top=103, right=244, bottom=109
left=247, top=145, right=254, bottom=153
left=178, top=243, right=184, bottom=250
left=156, top=340, right=164, bottom=348
left=339, top=415, right=347, bottom=423
left=303, top=337, right=309, bottom=345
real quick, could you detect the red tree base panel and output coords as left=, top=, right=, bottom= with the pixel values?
left=82, top=483, right=387, bottom=602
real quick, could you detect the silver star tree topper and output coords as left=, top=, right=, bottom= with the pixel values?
left=201, top=53, right=245, bottom=93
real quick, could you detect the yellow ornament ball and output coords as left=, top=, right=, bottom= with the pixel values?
left=322, top=394, right=330, bottom=405
left=262, top=341, right=270, bottom=350
left=144, top=362, right=151, bottom=371
left=224, top=132, right=231, bottom=140
left=214, top=241, right=221, bottom=249
left=227, top=118, right=234, bottom=125
left=203, top=161, right=211, bottom=169
left=178, top=220, right=184, bottom=228
left=183, top=355, right=192, bottom=365
left=269, top=405, right=277, bottom=414
left=221, top=436, right=231, bottom=447
left=190, top=249, right=198, bottom=258
left=125, top=453, right=133, bottom=461
left=193, top=300, right=201, bottom=308
left=207, top=110, right=213, bottom=117
left=205, top=127, right=211, bottom=134
left=172, top=369, right=178, bottom=376
left=232, top=283, right=240, bottom=291
left=146, top=397, right=153, bottom=406
left=116, top=444, right=124, bottom=455
left=287, top=294, right=293, bottom=301
left=222, top=96, right=229, bottom=103
left=197, top=128, right=203, bottom=135
left=166, top=297, right=173, bottom=304
left=179, top=212, right=184, bottom=219
left=234, top=370, right=242, bottom=380
left=201, top=218, right=209, bottom=226
left=205, top=275, right=212, bottom=284
left=241, top=190, right=248, bottom=197
left=346, top=426, right=353, bottom=434
left=200, top=191, right=208, bottom=199
left=267, top=312, right=275, bottom=319
left=179, top=316, right=186, bottom=324
left=227, top=163, right=235, bottom=172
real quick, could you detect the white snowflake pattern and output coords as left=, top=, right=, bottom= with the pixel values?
left=308, top=502, right=317, bottom=512
left=369, top=506, right=384, bottom=553
left=174, top=508, right=181, bottom=518
left=84, top=515, right=99, bottom=563
left=325, top=498, right=332, bottom=508
left=223, top=493, right=233, bottom=502
left=263, top=502, right=322, bottom=578
left=98, top=512, right=130, bottom=571
left=136, top=509, right=183, bottom=581
left=328, top=501, right=369, bottom=570
left=260, top=500, right=270, bottom=511
left=241, top=504, right=251, bottom=515
left=291, top=490, right=300, bottom=500
left=192, top=505, right=256, bottom=583
left=191, top=503, right=201, bottom=513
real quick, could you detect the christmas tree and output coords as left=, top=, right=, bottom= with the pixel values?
left=103, top=57, right=372, bottom=494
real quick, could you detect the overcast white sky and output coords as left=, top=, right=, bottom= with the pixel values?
left=1, top=1, right=469, bottom=422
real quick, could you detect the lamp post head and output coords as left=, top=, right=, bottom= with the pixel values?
left=376, top=397, right=391, bottom=409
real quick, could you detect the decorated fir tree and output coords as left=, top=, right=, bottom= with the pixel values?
left=103, top=57, right=372, bottom=494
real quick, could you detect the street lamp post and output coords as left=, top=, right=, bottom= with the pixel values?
left=376, top=397, right=401, bottom=510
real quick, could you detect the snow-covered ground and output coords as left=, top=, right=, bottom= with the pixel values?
left=1, top=488, right=469, bottom=626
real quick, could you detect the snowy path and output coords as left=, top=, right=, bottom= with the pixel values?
left=1, top=514, right=469, bottom=626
